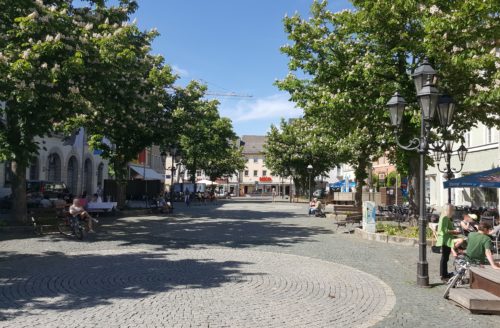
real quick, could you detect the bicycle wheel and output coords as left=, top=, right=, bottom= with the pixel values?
left=443, top=273, right=462, bottom=299
left=58, top=218, right=73, bottom=236
left=73, top=222, right=84, bottom=240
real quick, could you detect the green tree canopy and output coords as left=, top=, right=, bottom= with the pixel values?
left=171, top=81, right=245, bottom=185
left=277, top=0, right=500, bottom=206
left=264, top=118, right=339, bottom=194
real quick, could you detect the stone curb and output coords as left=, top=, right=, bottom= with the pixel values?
left=354, top=228, right=436, bottom=247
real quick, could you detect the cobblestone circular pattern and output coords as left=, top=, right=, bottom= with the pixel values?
left=0, top=248, right=395, bottom=328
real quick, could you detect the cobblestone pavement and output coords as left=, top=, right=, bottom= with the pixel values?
left=0, top=199, right=499, bottom=327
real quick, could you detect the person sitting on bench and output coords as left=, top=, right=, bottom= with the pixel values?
left=308, top=198, right=317, bottom=215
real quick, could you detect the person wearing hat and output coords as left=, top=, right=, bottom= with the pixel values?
left=452, top=213, right=480, bottom=257
left=460, top=213, right=479, bottom=236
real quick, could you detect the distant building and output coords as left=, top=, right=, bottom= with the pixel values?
left=238, top=135, right=291, bottom=196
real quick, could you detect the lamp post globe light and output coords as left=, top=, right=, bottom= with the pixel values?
left=386, top=58, right=463, bottom=287
left=307, top=164, right=313, bottom=201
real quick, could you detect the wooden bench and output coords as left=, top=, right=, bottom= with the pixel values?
left=29, top=207, right=63, bottom=234
left=333, top=214, right=363, bottom=230
left=470, top=266, right=500, bottom=297
left=448, top=288, right=500, bottom=314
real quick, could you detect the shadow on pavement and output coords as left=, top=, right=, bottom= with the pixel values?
left=0, top=250, right=257, bottom=321
left=90, top=204, right=333, bottom=250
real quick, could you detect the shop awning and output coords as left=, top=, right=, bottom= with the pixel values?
left=443, top=167, right=500, bottom=188
left=329, top=180, right=355, bottom=189
left=129, top=165, right=165, bottom=181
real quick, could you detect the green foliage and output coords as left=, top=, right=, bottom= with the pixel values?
left=170, top=81, right=245, bottom=183
left=277, top=0, right=500, bottom=206
left=264, top=118, right=340, bottom=192
left=386, top=171, right=399, bottom=187
left=375, top=223, right=434, bottom=239
left=75, top=10, right=177, bottom=180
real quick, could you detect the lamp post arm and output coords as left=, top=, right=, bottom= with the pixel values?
left=436, top=162, right=448, bottom=174
left=450, top=162, right=465, bottom=174
left=394, top=132, right=420, bottom=151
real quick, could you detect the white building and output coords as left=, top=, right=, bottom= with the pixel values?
left=238, top=135, right=291, bottom=196
left=0, top=128, right=110, bottom=198
left=426, top=123, right=500, bottom=207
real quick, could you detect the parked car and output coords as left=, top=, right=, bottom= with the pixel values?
left=312, top=188, right=327, bottom=199
left=26, top=180, right=71, bottom=200
left=0, top=181, right=71, bottom=209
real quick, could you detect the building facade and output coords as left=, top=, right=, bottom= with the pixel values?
left=0, top=128, right=110, bottom=198
left=426, top=122, right=500, bottom=207
left=238, top=135, right=291, bottom=196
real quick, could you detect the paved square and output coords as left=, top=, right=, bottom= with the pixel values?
left=0, top=199, right=499, bottom=327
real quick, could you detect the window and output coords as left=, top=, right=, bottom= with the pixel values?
left=253, top=158, right=258, bottom=163
left=244, top=170, right=249, bottom=177
left=262, top=170, right=267, bottom=176
left=196, top=170, right=201, bottom=177
left=253, top=170, right=258, bottom=177
left=486, top=127, right=493, bottom=144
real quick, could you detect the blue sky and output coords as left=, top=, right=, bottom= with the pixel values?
left=105, top=0, right=353, bottom=136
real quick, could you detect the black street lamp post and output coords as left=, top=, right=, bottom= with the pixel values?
left=387, top=58, right=460, bottom=287
left=289, top=167, right=295, bottom=203
left=160, top=151, right=170, bottom=199
left=170, top=146, right=180, bottom=205
left=307, top=164, right=313, bottom=201
left=432, top=141, right=468, bottom=204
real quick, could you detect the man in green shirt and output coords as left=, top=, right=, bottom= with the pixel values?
left=466, top=222, right=500, bottom=269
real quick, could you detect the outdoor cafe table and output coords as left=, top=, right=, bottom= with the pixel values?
left=87, top=202, right=117, bottom=215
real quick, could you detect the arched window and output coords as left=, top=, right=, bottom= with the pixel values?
left=97, top=163, right=104, bottom=188
left=47, top=153, right=61, bottom=182
left=67, top=156, right=78, bottom=196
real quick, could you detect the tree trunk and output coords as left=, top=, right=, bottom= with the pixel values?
left=354, top=156, right=369, bottom=209
left=112, top=160, right=128, bottom=209
left=116, top=180, right=127, bottom=209
left=11, top=161, right=28, bottom=224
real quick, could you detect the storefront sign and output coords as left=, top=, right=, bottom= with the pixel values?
left=259, top=177, right=272, bottom=182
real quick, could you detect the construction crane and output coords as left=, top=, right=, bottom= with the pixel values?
left=205, top=92, right=253, bottom=98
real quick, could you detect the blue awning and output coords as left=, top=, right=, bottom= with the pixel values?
left=329, top=181, right=355, bottom=189
left=443, top=167, right=500, bottom=188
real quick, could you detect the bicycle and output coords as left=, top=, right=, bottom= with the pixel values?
left=443, top=256, right=472, bottom=299
left=30, top=212, right=42, bottom=236
left=57, top=214, right=85, bottom=240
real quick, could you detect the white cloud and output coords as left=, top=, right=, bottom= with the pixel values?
left=226, top=93, right=302, bottom=122
left=172, top=65, right=189, bottom=77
